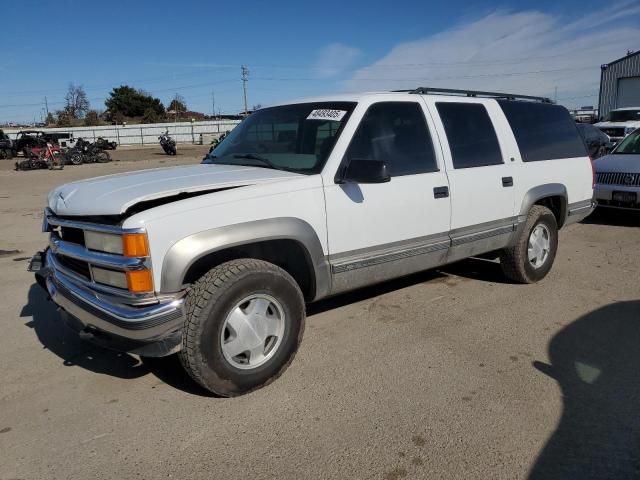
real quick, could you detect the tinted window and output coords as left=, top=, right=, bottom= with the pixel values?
left=436, top=102, right=503, bottom=169
left=344, top=102, right=437, bottom=176
left=498, top=101, right=587, bottom=162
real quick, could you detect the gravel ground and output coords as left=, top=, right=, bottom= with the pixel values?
left=0, top=149, right=639, bottom=479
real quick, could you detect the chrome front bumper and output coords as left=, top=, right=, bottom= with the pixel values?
left=32, top=249, right=186, bottom=357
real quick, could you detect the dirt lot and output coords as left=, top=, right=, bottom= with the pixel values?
left=1, top=147, right=639, bottom=479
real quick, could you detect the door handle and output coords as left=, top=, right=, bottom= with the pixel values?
left=433, top=186, right=449, bottom=199
left=502, top=176, right=514, bottom=187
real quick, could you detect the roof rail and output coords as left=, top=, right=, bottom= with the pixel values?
left=396, top=87, right=552, bottom=103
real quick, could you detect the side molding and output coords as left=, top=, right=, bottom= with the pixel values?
left=160, top=217, right=330, bottom=299
left=519, top=184, right=568, bottom=227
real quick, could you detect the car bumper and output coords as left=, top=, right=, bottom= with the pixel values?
left=30, top=250, right=185, bottom=357
left=594, top=184, right=640, bottom=210
left=564, top=199, right=596, bottom=226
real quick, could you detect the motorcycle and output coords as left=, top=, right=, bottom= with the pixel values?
left=95, top=137, right=117, bottom=150
left=15, top=142, right=63, bottom=171
left=65, top=138, right=110, bottom=165
left=208, top=130, right=230, bottom=155
left=159, top=131, right=177, bottom=155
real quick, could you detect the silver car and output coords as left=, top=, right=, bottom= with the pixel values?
left=594, top=129, right=640, bottom=211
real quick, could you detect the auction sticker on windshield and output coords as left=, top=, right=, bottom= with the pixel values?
left=307, top=109, right=347, bottom=121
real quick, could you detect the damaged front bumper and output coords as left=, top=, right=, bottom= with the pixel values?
left=29, top=249, right=185, bottom=357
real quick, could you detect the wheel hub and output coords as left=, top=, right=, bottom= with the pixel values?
left=528, top=224, right=551, bottom=269
left=220, top=294, right=285, bottom=370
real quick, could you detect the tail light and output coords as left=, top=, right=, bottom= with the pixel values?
left=589, top=157, right=595, bottom=189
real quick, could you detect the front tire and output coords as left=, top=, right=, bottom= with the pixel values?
left=500, top=205, right=558, bottom=283
left=179, top=259, right=305, bottom=397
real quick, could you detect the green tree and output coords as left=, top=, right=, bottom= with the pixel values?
left=105, top=85, right=165, bottom=118
left=55, top=110, right=72, bottom=127
left=45, top=112, right=55, bottom=125
left=142, top=108, right=160, bottom=124
left=84, top=110, right=101, bottom=126
left=168, top=94, right=187, bottom=113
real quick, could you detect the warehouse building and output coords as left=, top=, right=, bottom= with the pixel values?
left=598, top=50, right=640, bottom=119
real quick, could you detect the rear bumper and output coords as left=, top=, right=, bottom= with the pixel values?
left=31, top=250, right=185, bottom=357
left=564, top=199, right=596, bottom=226
left=594, top=185, right=640, bottom=210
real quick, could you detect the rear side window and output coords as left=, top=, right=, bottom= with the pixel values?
left=344, top=102, right=438, bottom=176
left=436, top=102, right=503, bottom=169
left=498, top=101, right=587, bottom=161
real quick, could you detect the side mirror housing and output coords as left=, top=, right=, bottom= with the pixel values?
left=340, top=159, right=390, bottom=184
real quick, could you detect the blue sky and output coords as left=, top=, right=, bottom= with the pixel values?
left=1, top=0, right=639, bottom=123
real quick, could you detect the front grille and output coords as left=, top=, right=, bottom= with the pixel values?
left=60, top=226, right=85, bottom=246
left=596, top=172, right=640, bottom=187
left=600, top=127, right=625, bottom=138
left=57, top=255, right=91, bottom=280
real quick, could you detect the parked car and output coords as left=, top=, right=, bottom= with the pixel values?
left=576, top=123, right=612, bottom=158
left=13, top=130, right=75, bottom=156
left=593, top=128, right=640, bottom=210
left=13, top=130, right=46, bottom=156
left=594, top=107, right=640, bottom=143
left=29, top=88, right=594, bottom=396
left=0, top=130, right=13, bottom=159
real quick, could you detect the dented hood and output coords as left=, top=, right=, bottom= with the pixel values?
left=48, top=163, right=302, bottom=216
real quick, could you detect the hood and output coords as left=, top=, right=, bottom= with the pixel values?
left=48, top=164, right=303, bottom=216
left=594, top=154, right=640, bottom=173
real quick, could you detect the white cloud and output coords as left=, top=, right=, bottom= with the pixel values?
left=344, top=4, right=640, bottom=107
left=314, top=43, right=362, bottom=78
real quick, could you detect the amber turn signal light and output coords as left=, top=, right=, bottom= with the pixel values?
left=122, top=233, right=149, bottom=257
left=126, top=270, right=153, bottom=293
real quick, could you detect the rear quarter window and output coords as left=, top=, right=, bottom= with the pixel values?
left=498, top=101, right=587, bottom=162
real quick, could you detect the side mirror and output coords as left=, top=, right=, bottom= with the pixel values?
left=341, top=159, right=390, bottom=184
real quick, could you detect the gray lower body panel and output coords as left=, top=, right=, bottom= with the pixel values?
left=328, top=218, right=518, bottom=296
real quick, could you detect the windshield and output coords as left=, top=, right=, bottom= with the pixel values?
left=604, top=109, right=640, bottom=122
left=202, top=102, right=356, bottom=174
left=613, top=129, right=640, bottom=154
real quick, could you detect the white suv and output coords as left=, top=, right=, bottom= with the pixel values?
left=31, top=88, right=595, bottom=396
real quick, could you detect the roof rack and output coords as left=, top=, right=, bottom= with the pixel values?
left=395, top=87, right=552, bottom=103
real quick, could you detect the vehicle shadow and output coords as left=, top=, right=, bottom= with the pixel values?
left=528, top=300, right=640, bottom=479
left=20, top=283, right=213, bottom=396
left=582, top=208, right=640, bottom=227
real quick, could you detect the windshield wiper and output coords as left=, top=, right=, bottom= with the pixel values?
left=233, top=153, right=279, bottom=170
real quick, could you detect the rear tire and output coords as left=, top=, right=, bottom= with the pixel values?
left=500, top=205, right=558, bottom=283
left=179, top=259, right=305, bottom=397
left=96, top=151, right=111, bottom=163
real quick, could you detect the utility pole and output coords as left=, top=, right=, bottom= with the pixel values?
left=241, top=65, right=249, bottom=115
left=44, top=96, right=49, bottom=117
left=211, top=90, right=215, bottom=118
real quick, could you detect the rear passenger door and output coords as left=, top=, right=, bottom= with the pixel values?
left=424, top=98, right=518, bottom=256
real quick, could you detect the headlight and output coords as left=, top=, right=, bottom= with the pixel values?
left=84, top=231, right=149, bottom=257
left=625, top=126, right=637, bottom=135
left=84, top=231, right=123, bottom=254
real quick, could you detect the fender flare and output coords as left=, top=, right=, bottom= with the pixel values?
left=518, top=183, right=568, bottom=227
left=160, top=217, right=330, bottom=299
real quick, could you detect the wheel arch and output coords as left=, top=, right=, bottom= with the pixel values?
left=160, top=217, right=330, bottom=301
left=519, top=184, right=568, bottom=228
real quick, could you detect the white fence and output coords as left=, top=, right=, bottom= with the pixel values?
left=4, top=120, right=241, bottom=146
